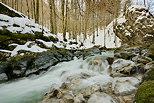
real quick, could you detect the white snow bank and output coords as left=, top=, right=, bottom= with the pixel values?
left=0, top=41, right=47, bottom=56
left=0, top=14, right=57, bottom=39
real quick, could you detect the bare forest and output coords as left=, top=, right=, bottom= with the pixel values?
left=0, top=0, right=122, bottom=41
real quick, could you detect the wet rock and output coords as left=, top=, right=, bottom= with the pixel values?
left=136, top=63, right=145, bottom=73
left=120, top=52, right=137, bottom=60
left=132, top=55, right=152, bottom=64
left=11, top=56, right=34, bottom=77
left=77, top=84, right=100, bottom=97
left=0, top=62, right=13, bottom=80
left=112, top=77, right=141, bottom=96
left=144, top=61, right=154, bottom=71
left=75, top=47, right=101, bottom=59
left=87, top=92, right=117, bottom=103
left=60, top=93, right=74, bottom=103
left=117, top=95, right=134, bottom=103
left=100, top=82, right=113, bottom=93
left=113, top=79, right=137, bottom=95
left=25, top=49, right=73, bottom=76
left=74, top=94, right=86, bottom=103
left=107, top=56, right=115, bottom=65
left=85, top=56, right=109, bottom=73
left=111, top=59, right=137, bottom=76
left=0, top=73, right=8, bottom=83
left=26, top=53, right=59, bottom=76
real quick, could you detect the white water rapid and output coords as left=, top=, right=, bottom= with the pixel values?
left=0, top=51, right=141, bottom=103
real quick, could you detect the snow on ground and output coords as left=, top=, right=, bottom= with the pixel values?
left=0, top=14, right=56, bottom=39
left=57, top=20, right=121, bottom=49
left=0, top=41, right=47, bottom=56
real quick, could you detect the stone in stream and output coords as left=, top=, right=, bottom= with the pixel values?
left=144, top=61, right=154, bottom=71
left=84, top=56, right=109, bottom=73
left=111, top=59, right=137, bottom=77
left=113, top=80, right=137, bottom=96
left=115, top=52, right=137, bottom=60
left=0, top=73, right=8, bottom=83
left=87, top=92, right=117, bottom=103
left=136, top=63, right=145, bottom=73
left=132, top=55, right=152, bottom=64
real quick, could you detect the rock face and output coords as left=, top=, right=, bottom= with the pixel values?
left=114, top=5, right=154, bottom=46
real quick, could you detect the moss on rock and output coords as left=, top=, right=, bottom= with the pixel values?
left=135, top=80, right=154, bottom=103
left=147, top=44, right=154, bottom=60
left=144, top=70, right=154, bottom=81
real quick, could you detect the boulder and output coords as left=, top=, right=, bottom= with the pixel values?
left=25, top=53, right=58, bottom=76
left=74, top=47, right=101, bottom=59
left=111, top=59, right=137, bottom=76
left=0, top=73, right=8, bottom=83
left=0, top=62, right=13, bottom=80
left=112, top=77, right=141, bottom=96
left=77, top=84, right=101, bottom=97
left=11, top=56, right=34, bottom=77
left=114, top=5, right=154, bottom=46
left=144, top=61, right=154, bottom=71
left=132, top=55, right=152, bottom=64
left=87, top=92, right=117, bottom=103
left=116, top=95, right=134, bottom=103
left=120, top=52, right=137, bottom=60
left=136, top=63, right=145, bottom=73
left=113, top=80, right=136, bottom=95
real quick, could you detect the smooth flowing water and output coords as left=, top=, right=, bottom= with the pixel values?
left=0, top=51, right=114, bottom=103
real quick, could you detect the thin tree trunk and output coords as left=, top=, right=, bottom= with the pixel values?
left=49, top=0, right=54, bottom=33
left=36, top=0, right=39, bottom=23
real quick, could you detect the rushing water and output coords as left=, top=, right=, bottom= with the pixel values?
left=0, top=51, right=114, bottom=103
